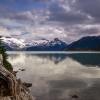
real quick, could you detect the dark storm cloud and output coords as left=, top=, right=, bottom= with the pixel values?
left=48, top=0, right=91, bottom=25
left=0, top=0, right=96, bottom=25
left=76, top=0, right=100, bottom=22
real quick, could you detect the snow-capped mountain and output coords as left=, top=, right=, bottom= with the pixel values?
left=1, top=36, right=68, bottom=51
left=25, top=38, right=68, bottom=51
left=1, top=37, right=26, bottom=50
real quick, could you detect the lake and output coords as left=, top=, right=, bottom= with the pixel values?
left=8, top=52, right=100, bottom=100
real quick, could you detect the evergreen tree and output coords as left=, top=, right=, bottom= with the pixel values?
left=0, top=36, right=13, bottom=71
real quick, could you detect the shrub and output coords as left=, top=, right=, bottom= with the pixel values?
left=0, top=37, right=13, bottom=71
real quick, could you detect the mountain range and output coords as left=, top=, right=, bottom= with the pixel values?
left=1, top=35, right=100, bottom=51
left=1, top=36, right=67, bottom=51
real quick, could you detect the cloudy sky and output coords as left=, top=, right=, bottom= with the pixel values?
left=0, top=0, right=100, bottom=43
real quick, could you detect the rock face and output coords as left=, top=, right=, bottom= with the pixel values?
left=0, top=54, right=34, bottom=100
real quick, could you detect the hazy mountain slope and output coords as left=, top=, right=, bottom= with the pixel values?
left=66, top=36, right=100, bottom=51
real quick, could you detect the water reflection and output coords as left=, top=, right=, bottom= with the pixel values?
left=8, top=52, right=100, bottom=100
left=8, top=53, right=100, bottom=66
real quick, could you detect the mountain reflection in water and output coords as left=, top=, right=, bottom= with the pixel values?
left=8, top=52, right=100, bottom=100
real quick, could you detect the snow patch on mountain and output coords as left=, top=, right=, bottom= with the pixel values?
left=27, top=39, right=49, bottom=46
left=1, top=37, right=26, bottom=48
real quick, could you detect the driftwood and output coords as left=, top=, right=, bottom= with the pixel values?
left=0, top=55, right=34, bottom=100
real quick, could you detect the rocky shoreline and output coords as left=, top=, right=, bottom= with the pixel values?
left=0, top=55, right=34, bottom=100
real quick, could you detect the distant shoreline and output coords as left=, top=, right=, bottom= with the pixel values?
left=7, top=51, right=100, bottom=54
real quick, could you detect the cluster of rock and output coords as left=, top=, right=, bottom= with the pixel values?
left=0, top=54, right=34, bottom=100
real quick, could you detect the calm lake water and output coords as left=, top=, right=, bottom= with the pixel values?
left=8, top=52, right=100, bottom=100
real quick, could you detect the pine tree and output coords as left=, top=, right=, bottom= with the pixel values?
left=0, top=36, right=13, bottom=71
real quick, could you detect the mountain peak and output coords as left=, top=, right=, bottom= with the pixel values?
left=54, top=38, right=60, bottom=41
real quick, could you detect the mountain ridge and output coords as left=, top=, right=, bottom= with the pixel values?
left=1, top=36, right=68, bottom=51
left=1, top=35, right=100, bottom=51
left=66, top=36, right=100, bottom=51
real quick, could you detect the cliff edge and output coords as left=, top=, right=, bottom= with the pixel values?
left=0, top=54, right=34, bottom=100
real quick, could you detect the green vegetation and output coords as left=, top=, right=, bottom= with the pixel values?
left=0, top=37, right=13, bottom=71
